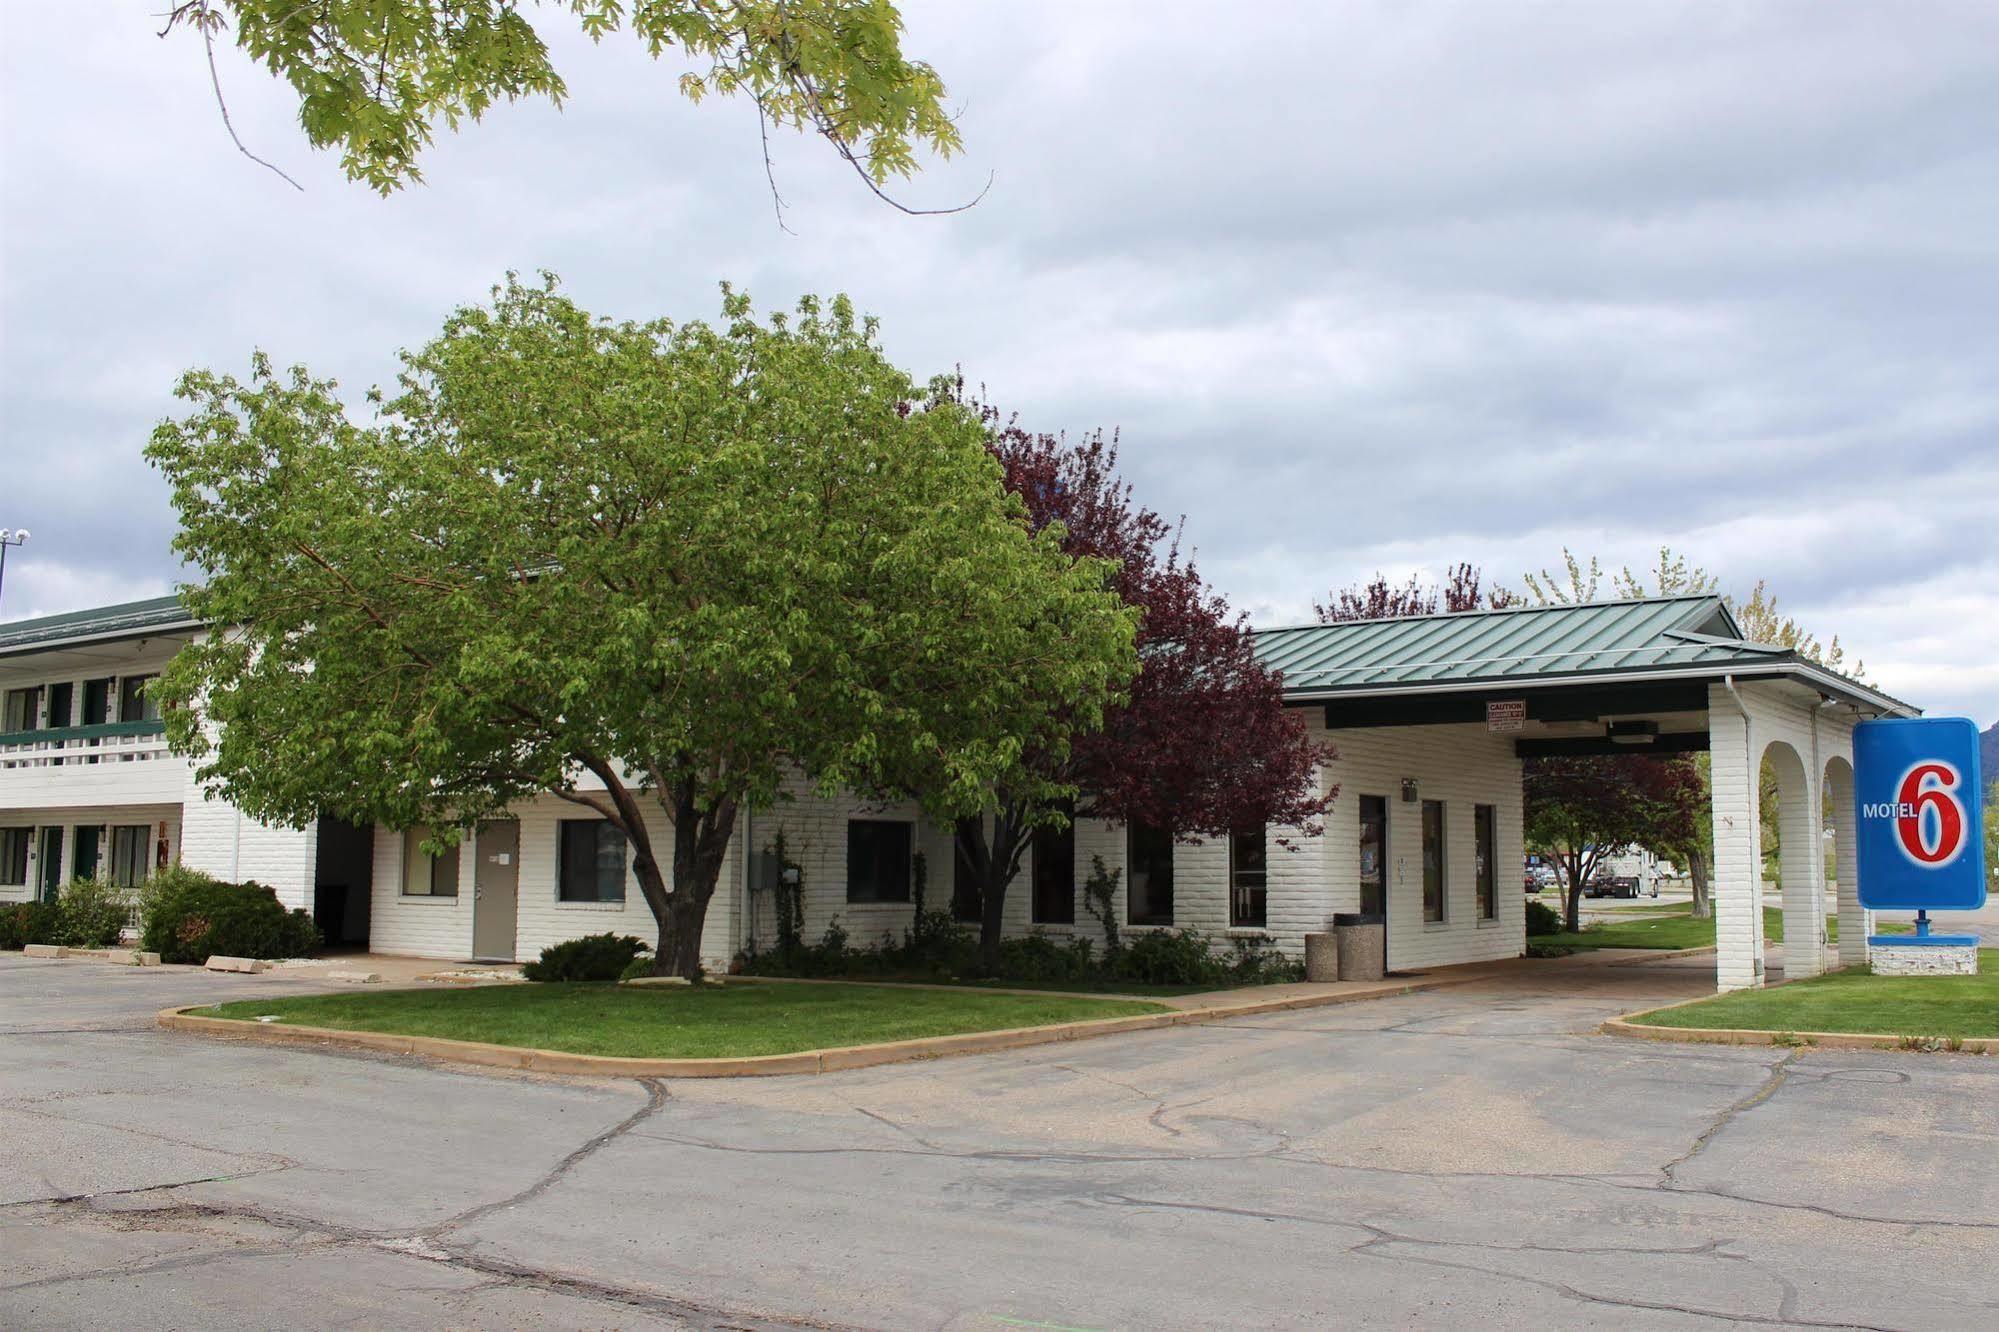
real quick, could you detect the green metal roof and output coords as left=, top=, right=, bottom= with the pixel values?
left=0, top=594, right=196, bottom=654
left=1252, top=594, right=1911, bottom=713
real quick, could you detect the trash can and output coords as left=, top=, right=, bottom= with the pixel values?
left=1303, top=932, right=1339, bottom=982
left=1334, top=911, right=1385, bottom=981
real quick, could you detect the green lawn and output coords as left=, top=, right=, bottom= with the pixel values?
left=1628, top=951, right=1999, bottom=1039
left=1544, top=905, right=1910, bottom=952
left=200, top=980, right=1169, bottom=1058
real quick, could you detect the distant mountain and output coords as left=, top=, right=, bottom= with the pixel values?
left=1983, top=722, right=1998, bottom=789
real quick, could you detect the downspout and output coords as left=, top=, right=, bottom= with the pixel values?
left=740, top=803, right=753, bottom=957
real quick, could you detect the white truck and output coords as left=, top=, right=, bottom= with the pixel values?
left=1585, top=847, right=1666, bottom=899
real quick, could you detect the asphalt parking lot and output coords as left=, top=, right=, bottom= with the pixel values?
left=3, top=952, right=1995, bottom=1330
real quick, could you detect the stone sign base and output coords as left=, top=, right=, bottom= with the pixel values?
left=1869, top=936, right=1979, bottom=977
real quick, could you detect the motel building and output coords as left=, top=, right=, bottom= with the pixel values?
left=0, top=592, right=1917, bottom=992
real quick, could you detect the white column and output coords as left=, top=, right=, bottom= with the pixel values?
left=1778, top=757, right=1825, bottom=980
left=1708, top=684, right=1765, bottom=991
left=1827, top=760, right=1867, bottom=969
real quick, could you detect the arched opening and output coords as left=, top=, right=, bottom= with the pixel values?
left=1760, top=739, right=1823, bottom=979
left=1823, top=756, right=1862, bottom=968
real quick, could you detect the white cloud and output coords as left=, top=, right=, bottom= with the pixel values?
left=2, top=0, right=1995, bottom=725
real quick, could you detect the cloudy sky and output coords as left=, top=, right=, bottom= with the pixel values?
left=2, top=2, right=1994, bottom=723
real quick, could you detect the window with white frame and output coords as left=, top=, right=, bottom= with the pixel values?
left=558, top=819, right=627, bottom=903
left=118, top=674, right=162, bottom=723
left=0, top=828, right=28, bottom=885
left=846, top=819, right=912, bottom=904
left=1126, top=823, right=1175, bottom=926
left=1229, top=824, right=1267, bottom=928
left=1475, top=804, right=1498, bottom=921
left=1421, top=799, right=1446, bottom=924
left=2, top=686, right=41, bottom=733
left=401, top=824, right=461, bottom=897
left=108, top=825, right=152, bottom=888
left=1031, top=804, right=1076, bottom=925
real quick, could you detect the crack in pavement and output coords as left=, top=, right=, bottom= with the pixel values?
left=1661, top=1049, right=1800, bottom=1187
left=1046, top=1062, right=1219, bottom=1141
left=1091, top=1190, right=1903, bottom=1329
left=4, top=1078, right=864, bottom=1332
left=434, top=1078, right=669, bottom=1236
left=1345, top=1231, right=1899, bottom=1331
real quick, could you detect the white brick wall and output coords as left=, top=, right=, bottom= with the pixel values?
left=740, top=720, right=1526, bottom=970
left=178, top=785, right=317, bottom=909
left=1315, top=721, right=1527, bottom=971
left=368, top=792, right=744, bottom=967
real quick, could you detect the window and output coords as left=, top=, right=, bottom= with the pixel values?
left=1126, top=823, right=1175, bottom=926
left=950, top=817, right=983, bottom=923
left=118, top=674, right=162, bottom=723
left=846, top=820, right=911, bottom=903
left=1422, top=800, right=1446, bottom=923
left=1475, top=804, right=1498, bottom=922
left=0, top=829, right=28, bottom=886
left=72, top=825, right=104, bottom=883
left=1031, top=809, right=1076, bottom=925
left=1358, top=796, right=1387, bottom=917
left=46, top=682, right=73, bottom=730
left=401, top=824, right=461, bottom=897
left=1229, top=825, right=1268, bottom=928
left=558, top=820, right=627, bottom=902
left=81, top=677, right=113, bottom=725
left=2, top=686, right=41, bottom=733
left=108, top=825, right=152, bottom=888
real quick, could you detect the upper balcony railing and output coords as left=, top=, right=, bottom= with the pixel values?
left=0, top=720, right=172, bottom=769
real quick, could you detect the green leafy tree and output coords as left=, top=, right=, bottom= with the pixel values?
left=162, top=0, right=962, bottom=202
left=146, top=276, right=1136, bottom=977
left=1526, top=756, right=1703, bottom=933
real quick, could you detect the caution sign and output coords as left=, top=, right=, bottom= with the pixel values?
left=1485, top=700, right=1526, bottom=733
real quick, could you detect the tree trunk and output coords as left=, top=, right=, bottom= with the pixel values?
left=1562, top=847, right=1585, bottom=934
left=1687, top=848, right=1711, bottom=920
left=567, top=756, right=737, bottom=981
left=964, top=803, right=1030, bottom=975
left=657, top=787, right=738, bottom=979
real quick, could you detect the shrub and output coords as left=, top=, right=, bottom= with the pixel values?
left=1111, top=928, right=1222, bottom=987
left=1524, top=940, right=1575, bottom=958
left=1524, top=899, right=1562, bottom=937
left=523, top=933, right=650, bottom=982
left=995, top=932, right=1096, bottom=983
left=140, top=867, right=319, bottom=964
left=53, top=878, right=133, bottom=948
left=0, top=900, right=58, bottom=950
left=899, top=911, right=978, bottom=974
left=1081, top=856, right=1121, bottom=956
left=1223, top=934, right=1306, bottom=986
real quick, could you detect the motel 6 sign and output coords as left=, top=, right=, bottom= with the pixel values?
left=1853, top=717, right=1987, bottom=912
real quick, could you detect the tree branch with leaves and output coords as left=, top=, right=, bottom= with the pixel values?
left=161, top=0, right=970, bottom=209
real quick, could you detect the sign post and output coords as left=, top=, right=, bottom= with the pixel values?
left=1853, top=717, right=1986, bottom=974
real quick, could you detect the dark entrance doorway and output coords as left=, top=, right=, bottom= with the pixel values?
left=312, top=816, right=374, bottom=949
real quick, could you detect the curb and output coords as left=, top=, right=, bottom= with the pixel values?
left=156, top=972, right=1472, bottom=1078
left=1601, top=1014, right=1994, bottom=1054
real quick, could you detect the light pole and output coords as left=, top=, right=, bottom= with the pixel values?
left=0, top=528, right=27, bottom=613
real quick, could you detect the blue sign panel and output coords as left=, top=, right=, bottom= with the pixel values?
left=1853, top=717, right=1986, bottom=913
